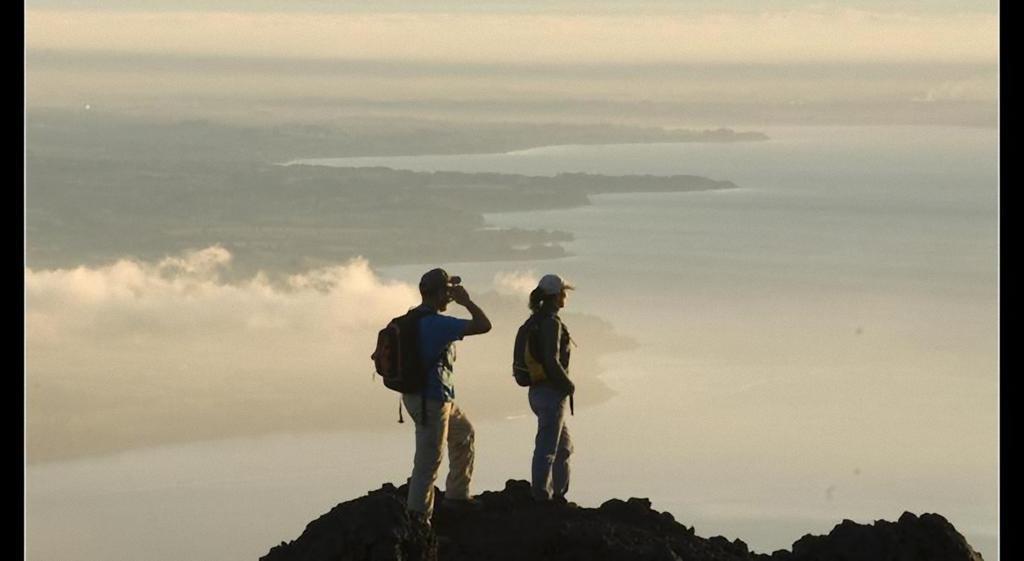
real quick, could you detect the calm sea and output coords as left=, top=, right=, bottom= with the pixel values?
left=28, top=126, right=998, bottom=560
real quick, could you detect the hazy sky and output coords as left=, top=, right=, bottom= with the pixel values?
left=26, top=3, right=997, bottom=65
left=25, top=1, right=998, bottom=124
left=23, top=0, right=1000, bottom=13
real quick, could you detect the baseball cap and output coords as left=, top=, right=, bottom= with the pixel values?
left=419, top=268, right=454, bottom=293
left=537, top=274, right=574, bottom=296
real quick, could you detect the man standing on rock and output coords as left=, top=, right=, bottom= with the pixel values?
left=404, top=268, right=491, bottom=524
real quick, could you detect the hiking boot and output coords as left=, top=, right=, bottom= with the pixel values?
left=531, top=494, right=577, bottom=508
left=408, top=510, right=432, bottom=529
left=553, top=495, right=579, bottom=509
left=441, top=495, right=485, bottom=511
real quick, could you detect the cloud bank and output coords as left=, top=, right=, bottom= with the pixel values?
left=26, top=248, right=421, bottom=462
left=27, top=246, right=417, bottom=347
left=26, top=247, right=625, bottom=463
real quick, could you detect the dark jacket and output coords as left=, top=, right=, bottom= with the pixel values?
left=535, top=312, right=574, bottom=395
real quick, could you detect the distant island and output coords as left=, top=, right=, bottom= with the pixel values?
left=27, top=111, right=744, bottom=277
left=27, top=109, right=768, bottom=163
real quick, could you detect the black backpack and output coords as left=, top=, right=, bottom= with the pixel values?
left=371, top=307, right=432, bottom=393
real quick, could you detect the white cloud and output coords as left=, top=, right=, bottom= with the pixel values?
left=25, top=248, right=424, bottom=461
left=25, top=248, right=627, bottom=462
left=26, top=246, right=418, bottom=345
left=24, top=247, right=626, bottom=462
left=492, top=270, right=538, bottom=296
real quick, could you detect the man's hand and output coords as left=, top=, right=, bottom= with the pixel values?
left=450, top=285, right=472, bottom=307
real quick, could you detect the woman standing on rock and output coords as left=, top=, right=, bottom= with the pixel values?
left=514, top=274, right=576, bottom=504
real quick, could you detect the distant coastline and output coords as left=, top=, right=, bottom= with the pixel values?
left=286, top=129, right=771, bottom=166
left=286, top=135, right=769, bottom=170
left=28, top=108, right=747, bottom=277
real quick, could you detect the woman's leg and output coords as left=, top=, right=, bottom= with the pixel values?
left=529, top=386, right=567, bottom=500
left=551, top=421, right=573, bottom=498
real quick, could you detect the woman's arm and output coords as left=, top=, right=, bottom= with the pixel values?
left=538, top=316, right=574, bottom=395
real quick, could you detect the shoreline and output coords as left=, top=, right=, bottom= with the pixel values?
left=283, top=136, right=770, bottom=168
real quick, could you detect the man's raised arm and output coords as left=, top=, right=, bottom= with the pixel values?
left=450, top=285, right=492, bottom=336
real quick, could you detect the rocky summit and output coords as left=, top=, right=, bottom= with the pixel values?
left=260, top=480, right=985, bottom=561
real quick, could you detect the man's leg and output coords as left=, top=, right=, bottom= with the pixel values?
left=529, top=386, right=567, bottom=500
left=403, top=394, right=450, bottom=518
left=444, top=402, right=475, bottom=500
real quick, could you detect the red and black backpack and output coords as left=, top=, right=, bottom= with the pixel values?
left=371, top=307, right=432, bottom=393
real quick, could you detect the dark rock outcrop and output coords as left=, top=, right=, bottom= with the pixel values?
left=261, top=483, right=436, bottom=561
left=775, top=511, right=985, bottom=561
left=260, top=480, right=984, bottom=561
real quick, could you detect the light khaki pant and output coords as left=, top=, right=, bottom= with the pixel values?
left=402, top=394, right=475, bottom=517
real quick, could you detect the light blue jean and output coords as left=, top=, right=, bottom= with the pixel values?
left=529, top=384, right=573, bottom=500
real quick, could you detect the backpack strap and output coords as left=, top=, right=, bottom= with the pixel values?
left=402, top=306, right=435, bottom=426
left=412, top=307, right=447, bottom=427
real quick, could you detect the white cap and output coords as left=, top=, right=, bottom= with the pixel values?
left=537, top=274, right=574, bottom=296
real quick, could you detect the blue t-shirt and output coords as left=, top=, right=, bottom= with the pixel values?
left=415, top=306, right=470, bottom=402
